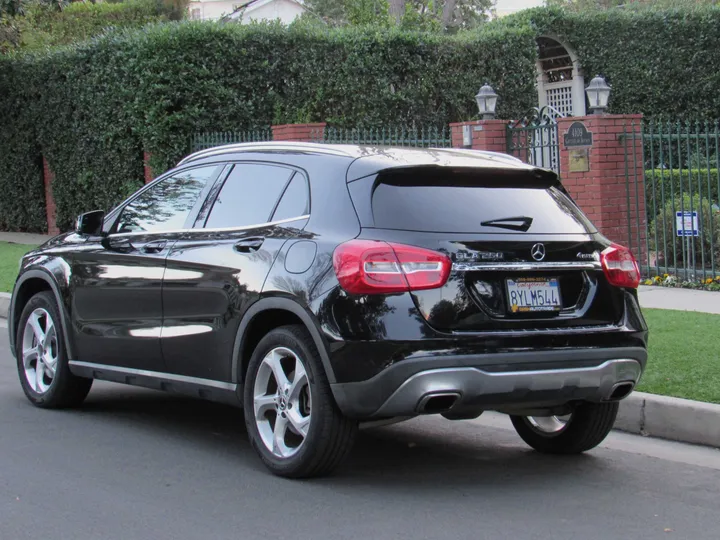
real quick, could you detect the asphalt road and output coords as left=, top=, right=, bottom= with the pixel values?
left=2, top=322, right=720, bottom=540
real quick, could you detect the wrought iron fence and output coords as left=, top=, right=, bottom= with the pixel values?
left=506, top=106, right=564, bottom=175
left=627, top=120, right=720, bottom=281
left=191, top=129, right=272, bottom=151
left=319, top=125, right=452, bottom=147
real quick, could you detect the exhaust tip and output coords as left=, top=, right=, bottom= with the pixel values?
left=417, top=392, right=460, bottom=414
left=607, top=382, right=635, bottom=401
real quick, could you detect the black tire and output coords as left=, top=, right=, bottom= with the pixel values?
left=510, top=401, right=619, bottom=454
left=243, top=325, right=357, bottom=478
left=15, top=291, right=93, bottom=408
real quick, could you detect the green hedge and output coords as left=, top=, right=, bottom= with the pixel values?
left=646, top=169, right=720, bottom=212
left=0, top=22, right=537, bottom=231
left=492, top=6, right=720, bottom=119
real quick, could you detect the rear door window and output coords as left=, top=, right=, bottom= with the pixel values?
left=369, top=169, right=595, bottom=234
left=271, top=173, right=309, bottom=221
left=204, top=163, right=294, bottom=229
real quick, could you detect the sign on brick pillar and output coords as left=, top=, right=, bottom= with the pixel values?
left=143, top=152, right=155, bottom=184
left=557, top=114, right=646, bottom=261
left=42, top=157, right=60, bottom=236
left=450, top=120, right=507, bottom=152
left=272, top=123, right=326, bottom=143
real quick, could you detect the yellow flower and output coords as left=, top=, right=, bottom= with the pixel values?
left=654, top=276, right=662, bottom=282
left=706, top=278, right=714, bottom=284
left=644, top=279, right=653, bottom=285
left=663, top=273, right=669, bottom=278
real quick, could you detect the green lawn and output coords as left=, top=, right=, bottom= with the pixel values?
left=0, top=241, right=37, bottom=293
left=639, top=309, right=720, bottom=404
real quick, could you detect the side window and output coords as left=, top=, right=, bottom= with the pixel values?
left=272, top=173, right=309, bottom=221
left=204, top=164, right=293, bottom=229
left=115, top=166, right=219, bottom=234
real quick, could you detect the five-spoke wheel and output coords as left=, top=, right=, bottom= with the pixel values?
left=244, top=325, right=357, bottom=478
left=253, top=347, right=312, bottom=458
left=22, top=307, right=58, bottom=394
left=16, top=291, right=92, bottom=408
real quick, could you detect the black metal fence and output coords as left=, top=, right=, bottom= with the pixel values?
left=627, top=120, right=720, bottom=281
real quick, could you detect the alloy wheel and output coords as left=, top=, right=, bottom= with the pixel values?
left=22, top=308, right=58, bottom=394
left=524, top=414, right=572, bottom=436
left=253, top=347, right=312, bottom=458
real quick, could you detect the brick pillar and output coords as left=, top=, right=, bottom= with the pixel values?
left=143, top=152, right=155, bottom=184
left=42, top=157, right=60, bottom=236
left=271, top=123, right=326, bottom=142
left=450, top=119, right=507, bottom=152
left=557, top=114, right=646, bottom=259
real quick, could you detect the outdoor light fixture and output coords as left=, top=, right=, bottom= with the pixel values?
left=585, top=75, right=611, bottom=115
left=475, top=83, right=498, bottom=120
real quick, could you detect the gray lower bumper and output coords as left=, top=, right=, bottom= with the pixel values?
left=331, top=347, right=647, bottom=419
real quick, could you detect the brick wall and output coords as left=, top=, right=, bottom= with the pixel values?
left=271, top=123, right=326, bottom=142
left=557, top=114, right=646, bottom=258
left=450, top=120, right=506, bottom=153
left=42, top=157, right=59, bottom=236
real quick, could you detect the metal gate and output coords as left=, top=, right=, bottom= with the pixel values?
left=506, top=106, right=564, bottom=175
left=623, top=120, right=720, bottom=282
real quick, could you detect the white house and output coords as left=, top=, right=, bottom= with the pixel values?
left=188, top=0, right=307, bottom=23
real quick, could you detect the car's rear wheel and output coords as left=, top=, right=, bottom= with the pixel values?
left=16, top=291, right=93, bottom=408
left=510, top=401, right=619, bottom=454
left=243, top=325, right=357, bottom=478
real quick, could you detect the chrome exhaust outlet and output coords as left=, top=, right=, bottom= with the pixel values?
left=606, top=381, right=635, bottom=401
left=417, top=392, right=461, bottom=414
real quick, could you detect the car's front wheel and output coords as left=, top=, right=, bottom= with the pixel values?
left=16, top=291, right=93, bottom=408
left=243, top=325, right=357, bottom=478
left=510, top=401, right=619, bottom=454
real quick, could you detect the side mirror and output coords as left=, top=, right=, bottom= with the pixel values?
left=75, top=210, right=105, bottom=236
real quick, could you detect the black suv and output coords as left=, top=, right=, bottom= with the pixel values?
left=9, top=143, right=648, bottom=477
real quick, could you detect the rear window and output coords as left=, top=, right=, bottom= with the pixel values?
left=370, top=169, right=596, bottom=234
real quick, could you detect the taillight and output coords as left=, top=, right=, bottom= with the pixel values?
left=333, top=240, right=451, bottom=295
left=601, top=243, right=640, bottom=289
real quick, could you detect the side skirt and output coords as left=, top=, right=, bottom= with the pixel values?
left=68, top=361, right=242, bottom=407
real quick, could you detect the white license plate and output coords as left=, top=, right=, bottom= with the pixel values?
left=506, top=277, right=562, bottom=313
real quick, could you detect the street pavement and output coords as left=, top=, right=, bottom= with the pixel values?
left=2, top=322, right=720, bottom=540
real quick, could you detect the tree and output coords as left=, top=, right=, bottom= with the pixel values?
left=304, top=0, right=492, bottom=30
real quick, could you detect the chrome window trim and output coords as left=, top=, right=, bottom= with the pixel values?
left=452, top=261, right=602, bottom=272
left=69, top=361, right=236, bottom=391
left=106, top=214, right=310, bottom=238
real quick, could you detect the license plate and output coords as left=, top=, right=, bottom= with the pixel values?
left=506, top=277, right=562, bottom=313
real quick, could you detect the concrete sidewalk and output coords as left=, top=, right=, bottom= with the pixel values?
left=0, top=231, right=52, bottom=245
left=638, top=285, right=720, bottom=315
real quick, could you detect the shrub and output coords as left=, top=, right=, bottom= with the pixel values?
left=0, top=21, right=537, bottom=230
left=648, top=194, right=720, bottom=270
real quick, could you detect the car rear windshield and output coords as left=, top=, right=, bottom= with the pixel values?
left=370, top=168, right=596, bottom=234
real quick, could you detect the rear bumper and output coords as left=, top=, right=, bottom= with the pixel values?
left=331, top=347, right=647, bottom=419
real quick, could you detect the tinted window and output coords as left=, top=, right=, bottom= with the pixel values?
left=370, top=170, right=596, bottom=234
left=205, top=164, right=293, bottom=229
left=272, top=174, right=309, bottom=221
left=116, top=166, right=218, bottom=233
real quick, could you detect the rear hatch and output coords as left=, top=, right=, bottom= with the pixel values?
left=347, top=166, right=624, bottom=332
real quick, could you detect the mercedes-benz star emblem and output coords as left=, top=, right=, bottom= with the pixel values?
left=530, top=243, right=546, bottom=262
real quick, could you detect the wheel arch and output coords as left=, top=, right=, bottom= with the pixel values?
left=10, top=270, right=75, bottom=360
left=232, top=297, right=336, bottom=386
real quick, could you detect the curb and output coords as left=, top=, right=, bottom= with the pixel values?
left=0, top=292, right=9, bottom=320
left=614, top=391, right=720, bottom=448
left=0, top=295, right=717, bottom=448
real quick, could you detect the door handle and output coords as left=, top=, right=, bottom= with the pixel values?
left=234, top=238, right=264, bottom=253
left=142, top=240, right=167, bottom=254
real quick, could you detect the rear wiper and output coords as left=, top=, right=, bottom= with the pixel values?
left=480, top=216, right=533, bottom=232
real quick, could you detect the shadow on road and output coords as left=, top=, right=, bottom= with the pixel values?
left=68, top=385, right=613, bottom=491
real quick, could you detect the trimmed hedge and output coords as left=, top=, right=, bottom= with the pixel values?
left=0, top=22, right=537, bottom=231
left=646, top=169, right=720, bottom=215
left=492, top=6, right=720, bottom=119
